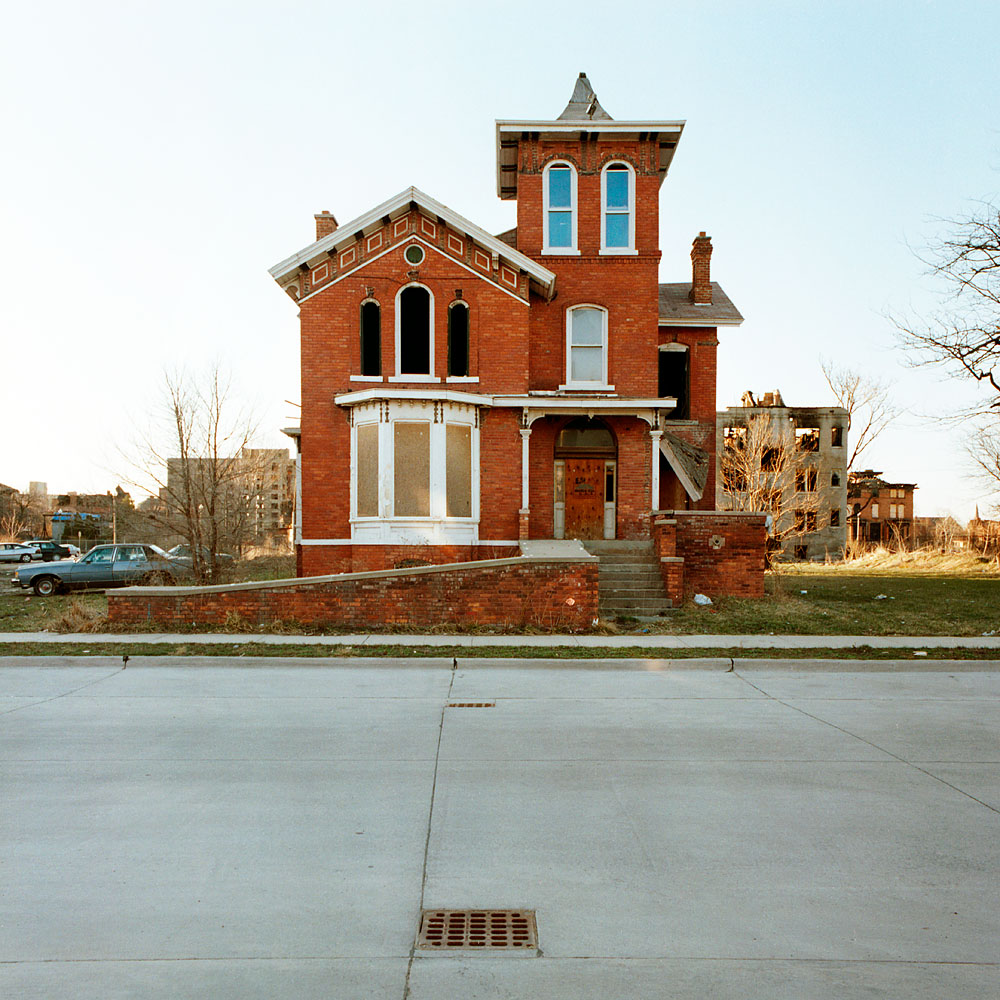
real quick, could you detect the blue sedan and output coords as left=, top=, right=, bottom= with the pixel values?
left=11, top=543, right=187, bottom=596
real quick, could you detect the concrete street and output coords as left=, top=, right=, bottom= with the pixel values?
left=2, top=657, right=998, bottom=998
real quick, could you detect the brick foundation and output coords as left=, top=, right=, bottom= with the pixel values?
left=107, top=556, right=598, bottom=630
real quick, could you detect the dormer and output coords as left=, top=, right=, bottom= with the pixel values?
left=495, top=73, right=685, bottom=258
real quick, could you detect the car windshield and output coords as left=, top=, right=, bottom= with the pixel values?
left=81, top=548, right=114, bottom=564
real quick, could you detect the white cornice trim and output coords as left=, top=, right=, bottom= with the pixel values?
left=269, top=185, right=556, bottom=295
left=334, top=388, right=493, bottom=408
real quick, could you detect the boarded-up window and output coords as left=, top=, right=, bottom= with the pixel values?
left=357, top=423, right=379, bottom=517
left=446, top=424, right=472, bottom=517
left=394, top=422, right=430, bottom=516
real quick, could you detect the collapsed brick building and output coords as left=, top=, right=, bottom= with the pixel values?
left=848, top=470, right=917, bottom=546
left=260, top=74, right=767, bottom=617
left=717, top=391, right=849, bottom=560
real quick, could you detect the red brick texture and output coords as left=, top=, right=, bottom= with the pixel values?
left=107, top=557, right=598, bottom=630
left=653, top=511, right=766, bottom=600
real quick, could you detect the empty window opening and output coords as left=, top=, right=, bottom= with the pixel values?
left=723, top=425, right=747, bottom=450
left=658, top=348, right=689, bottom=418
left=399, top=286, right=431, bottom=375
left=830, top=507, right=841, bottom=527
left=360, top=301, right=381, bottom=376
left=448, top=302, right=469, bottom=377
left=795, top=426, right=820, bottom=451
left=831, top=425, right=844, bottom=447
left=761, top=447, right=780, bottom=471
left=831, top=471, right=841, bottom=487
left=794, top=544, right=808, bottom=560
left=795, top=468, right=818, bottom=492
left=805, top=511, right=817, bottom=532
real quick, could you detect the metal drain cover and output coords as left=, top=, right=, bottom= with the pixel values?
left=417, top=909, right=537, bottom=950
left=446, top=702, right=496, bottom=708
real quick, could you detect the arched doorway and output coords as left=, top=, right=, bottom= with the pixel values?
left=553, top=418, right=617, bottom=540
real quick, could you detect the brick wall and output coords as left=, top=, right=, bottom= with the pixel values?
left=107, top=557, right=598, bottom=630
left=653, top=510, right=766, bottom=599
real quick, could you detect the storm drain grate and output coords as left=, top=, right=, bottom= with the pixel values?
left=446, top=702, right=495, bottom=708
left=417, top=909, right=537, bottom=950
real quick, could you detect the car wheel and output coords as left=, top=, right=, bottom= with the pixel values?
left=33, top=576, right=57, bottom=597
left=20, top=553, right=31, bottom=562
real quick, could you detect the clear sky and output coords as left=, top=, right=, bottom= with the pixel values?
left=3, top=0, right=998, bottom=519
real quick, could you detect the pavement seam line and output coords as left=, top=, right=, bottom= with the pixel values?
left=731, top=668, right=1000, bottom=816
left=402, top=658, right=457, bottom=999
left=0, top=666, right=125, bottom=717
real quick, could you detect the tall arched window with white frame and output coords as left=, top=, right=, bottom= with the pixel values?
left=543, top=161, right=578, bottom=253
left=394, top=283, right=436, bottom=379
left=564, top=305, right=610, bottom=389
left=601, top=162, right=635, bottom=253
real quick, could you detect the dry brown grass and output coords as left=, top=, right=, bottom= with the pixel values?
left=50, top=599, right=109, bottom=633
left=780, top=545, right=1000, bottom=578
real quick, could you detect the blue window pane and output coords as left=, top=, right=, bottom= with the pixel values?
left=605, top=168, right=629, bottom=209
left=572, top=307, right=603, bottom=345
left=605, top=213, right=629, bottom=247
left=548, top=167, right=571, bottom=208
left=548, top=210, right=572, bottom=247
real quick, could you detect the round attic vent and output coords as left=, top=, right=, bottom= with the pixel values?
left=404, top=244, right=425, bottom=266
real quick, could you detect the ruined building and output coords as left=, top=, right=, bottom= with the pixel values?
left=717, top=391, right=848, bottom=560
left=848, top=470, right=916, bottom=547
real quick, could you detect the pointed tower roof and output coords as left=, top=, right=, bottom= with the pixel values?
left=557, top=72, right=613, bottom=121
left=495, top=75, right=684, bottom=199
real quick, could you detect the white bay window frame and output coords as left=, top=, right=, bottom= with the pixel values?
left=561, top=304, right=612, bottom=390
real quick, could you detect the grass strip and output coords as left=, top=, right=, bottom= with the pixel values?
left=1, top=642, right=999, bottom=660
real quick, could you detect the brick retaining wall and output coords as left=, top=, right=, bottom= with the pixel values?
left=107, top=556, right=598, bottom=630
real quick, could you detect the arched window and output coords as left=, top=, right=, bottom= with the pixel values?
left=448, top=301, right=469, bottom=377
left=396, top=284, right=433, bottom=376
left=543, top=161, right=578, bottom=253
left=564, top=305, right=609, bottom=388
left=601, top=162, right=635, bottom=252
left=359, top=300, right=381, bottom=376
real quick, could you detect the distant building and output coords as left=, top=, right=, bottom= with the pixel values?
left=717, top=390, right=848, bottom=560
left=848, top=470, right=916, bottom=546
left=967, top=510, right=1000, bottom=554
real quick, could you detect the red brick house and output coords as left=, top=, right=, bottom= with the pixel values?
left=269, top=75, right=759, bottom=597
left=848, top=470, right=917, bottom=546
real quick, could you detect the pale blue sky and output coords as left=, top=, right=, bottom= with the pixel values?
left=3, top=1, right=998, bottom=518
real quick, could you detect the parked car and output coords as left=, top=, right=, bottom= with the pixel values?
left=24, top=539, right=74, bottom=562
left=0, top=542, right=39, bottom=563
left=166, top=544, right=235, bottom=566
left=11, top=543, right=187, bottom=596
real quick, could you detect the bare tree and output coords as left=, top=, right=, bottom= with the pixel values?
left=895, top=202, right=1000, bottom=411
left=718, top=411, right=823, bottom=564
left=820, top=360, right=898, bottom=470
left=0, top=489, right=43, bottom=540
left=968, top=421, right=1000, bottom=514
left=127, top=366, right=262, bottom=582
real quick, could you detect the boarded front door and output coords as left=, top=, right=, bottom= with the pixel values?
left=564, top=458, right=605, bottom=539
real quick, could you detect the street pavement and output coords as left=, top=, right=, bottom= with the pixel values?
left=1, top=656, right=997, bottom=998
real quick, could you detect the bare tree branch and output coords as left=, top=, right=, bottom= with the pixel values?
left=820, top=360, right=898, bottom=469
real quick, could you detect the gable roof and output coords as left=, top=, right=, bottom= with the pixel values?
left=269, top=186, right=557, bottom=299
left=658, top=282, right=744, bottom=327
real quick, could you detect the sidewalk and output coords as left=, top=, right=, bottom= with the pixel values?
left=2, top=631, right=1000, bottom=648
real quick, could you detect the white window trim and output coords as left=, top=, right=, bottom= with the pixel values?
left=349, top=400, right=481, bottom=545
left=563, top=304, right=610, bottom=389
left=394, top=282, right=435, bottom=377
left=600, top=161, right=637, bottom=255
left=542, top=160, right=580, bottom=256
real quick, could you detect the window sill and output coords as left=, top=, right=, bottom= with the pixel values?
left=541, top=248, right=581, bottom=256
left=350, top=375, right=384, bottom=382
left=388, top=375, right=441, bottom=383
left=558, top=384, right=616, bottom=392
left=599, top=248, right=638, bottom=256
left=446, top=376, right=479, bottom=383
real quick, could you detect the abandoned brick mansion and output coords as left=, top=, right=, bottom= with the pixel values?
left=267, top=74, right=766, bottom=606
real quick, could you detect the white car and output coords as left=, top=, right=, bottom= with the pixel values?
left=0, top=542, right=39, bottom=563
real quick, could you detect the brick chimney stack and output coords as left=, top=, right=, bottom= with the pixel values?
left=689, top=231, right=713, bottom=304
left=314, top=211, right=338, bottom=241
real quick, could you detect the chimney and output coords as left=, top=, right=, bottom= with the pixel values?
left=689, top=231, right=713, bottom=304
left=314, top=210, right=338, bottom=241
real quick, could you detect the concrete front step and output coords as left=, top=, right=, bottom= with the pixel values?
left=584, top=539, right=672, bottom=616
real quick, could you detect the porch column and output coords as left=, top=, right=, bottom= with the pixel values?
left=650, top=428, right=663, bottom=512
left=519, top=427, right=532, bottom=539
